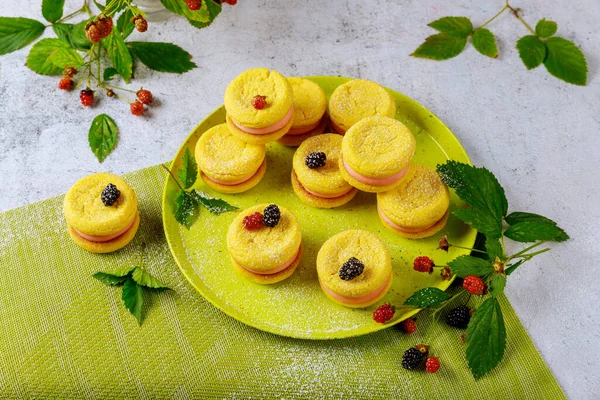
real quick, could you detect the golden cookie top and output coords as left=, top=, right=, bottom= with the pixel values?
left=63, top=173, right=138, bottom=236
left=288, top=77, right=327, bottom=127
left=224, top=68, right=293, bottom=128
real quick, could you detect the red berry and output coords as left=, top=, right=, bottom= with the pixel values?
left=401, top=318, right=417, bottom=334
left=222, top=0, right=237, bottom=4
left=426, top=357, right=440, bottom=373
left=85, top=22, right=101, bottom=43
left=252, top=95, right=267, bottom=110
left=137, top=89, right=153, bottom=105
left=130, top=100, right=144, bottom=116
left=58, top=77, right=72, bottom=91
left=186, top=0, right=202, bottom=10
left=372, top=303, right=395, bottom=324
left=463, top=275, right=487, bottom=295
left=413, top=256, right=435, bottom=273
left=132, top=16, right=148, bottom=32
left=80, top=88, right=94, bottom=107
left=243, top=212, right=264, bottom=231
left=96, top=16, right=113, bottom=38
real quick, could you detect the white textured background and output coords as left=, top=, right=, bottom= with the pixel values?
left=1, top=1, right=599, bottom=398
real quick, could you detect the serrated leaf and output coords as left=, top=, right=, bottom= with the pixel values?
left=472, top=28, right=498, bottom=58
left=178, top=147, right=198, bottom=189
left=127, top=42, right=196, bottom=73
left=42, top=0, right=65, bottom=23
left=505, top=260, right=524, bottom=276
left=192, top=190, right=238, bottom=215
left=88, top=114, right=118, bottom=162
left=103, top=67, right=118, bottom=81
left=505, top=212, right=568, bottom=241
left=504, top=221, right=569, bottom=243
left=466, top=297, right=506, bottom=379
left=448, top=255, right=494, bottom=278
left=132, top=267, right=170, bottom=290
left=26, top=38, right=83, bottom=75
left=188, top=0, right=222, bottom=29
left=116, top=8, right=135, bottom=39
left=516, top=35, right=546, bottom=70
left=428, top=16, right=473, bottom=37
left=489, top=274, right=506, bottom=297
left=160, top=0, right=210, bottom=23
left=53, top=21, right=92, bottom=50
left=411, top=33, right=468, bottom=60
left=102, top=30, right=133, bottom=83
left=485, top=236, right=503, bottom=261
left=122, top=277, right=144, bottom=325
left=173, top=189, right=200, bottom=229
left=93, top=272, right=129, bottom=286
left=404, top=287, right=450, bottom=308
left=94, top=0, right=105, bottom=11
left=535, top=19, right=557, bottom=38
left=544, top=37, right=587, bottom=86
left=453, top=208, right=503, bottom=239
left=0, top=17, right=46, bottom=56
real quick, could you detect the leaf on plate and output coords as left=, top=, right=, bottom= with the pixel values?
left=448, top=255, right=494, bottom=278
left=102, top=30, right=133, bottom=83
left=53, top=21, right=92, bottom=50
left=465, top=297, right=506, bottom=379
left=504, top=221, right=568, bottom=243
left=188, top=0, right=222, bottom=29
left=178, top=147, right=198, bottom=189
left=93, top=272, right=130, bottom=286
left=42, top=0, right=65, bottom=23
left=103, top=66, right=119, bottom=81
left=472, top=28, right=498, bottom=58
left=485, top=235, right=503, bottom=261
left=26, top=38, right=83, bottom=75
left=489, top=274, right=506, bottom=297
left=173, top=189, right=200, bottom=229
left=192, top=190, right=238, bottom=215
left=453, top=208, right=504, bottom=239
left=428, top=16, right=473, bottom=37
left=0, top=17, right=46, bottom=56
left=88, top=114, right=119, bottom=162
left=127, top=41, right=196, bottom=73
left=411, top=33, right=468, bottom=60
left=535, top=19, right=557, bottom=38
left=543, top=37, right=587, bottom=86
left=160, top=0, right=210, bottom=23
left=122, top=277, right=144, bottom=325
left=116, top=8, right=135, bottom=39
left=132, top=267, right=170, bottom=291
left=404, top=287, right=450, bottom=308
left=516, top=35, right=546, bottom=70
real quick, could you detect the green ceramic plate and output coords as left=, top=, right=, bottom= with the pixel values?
left=162, top=76, right=476, bottom=340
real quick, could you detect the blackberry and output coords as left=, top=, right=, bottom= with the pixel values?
left=305, top=152, right=327, bottom=169
left=402, top=347, right=424, bottom=370
left=263, top=204, right=281, bottom=227
left=338, top=257, right=364, bottom=280
left=445, top=306, right=471, bottom=329
left=101, top=183, right=120, bottom=206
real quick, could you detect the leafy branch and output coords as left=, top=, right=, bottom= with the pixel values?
left=412, top=1, right=588, bottom=85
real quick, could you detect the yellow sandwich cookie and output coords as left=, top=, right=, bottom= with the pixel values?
left=377, top=165, right=450, bottom=239
left=277, top=115, right=327, bottom=147
left=196, top=123, right=266, bottom=194
left=63, top=173, right=139, bottom=253
left=317, top=230, right=392, bottom=308
left=224, top=68, right=293, bottom=144
left=340, top=116, right=416, bottom=193
left=291, top=134, right=357, bottom=208
left=328, top=79, right=396, bottom=134
left=227, top=204, right=302, bottom=284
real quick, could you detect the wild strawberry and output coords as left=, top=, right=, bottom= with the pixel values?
left=85, top=22, right=101, bottom=43
left=252, top=95, right=267, bottom=110
left=137, top=89, right=153, bottom=105
left=463, top=275, right=487, bottom=295
left=243, top=212, right=264, bottom=231
left=130, top=100, right=144, bottom=116
left=426, top=357, right=440, bottom=373
left=96, top=16, right=113, bottom=38
left=413, top=256, right=434, bottom=273
left=132, top=15, right=148, bottom=32
left=401, top=318, right=417, bottom=334
left=80, top=88, right=94, bottom=106
left=64, top=67, right=77, bottom=77
left=58, top=77, right=72, bottom=91
left=372, top=303, right=395, bottom=323
left=186, top=0, right=202, bottom=10
left=440, top=266, right=452, bottom=281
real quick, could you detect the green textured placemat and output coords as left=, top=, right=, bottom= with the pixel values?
left=0, top=165, right=565, bottom=399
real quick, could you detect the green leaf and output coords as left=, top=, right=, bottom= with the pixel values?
left=53, top=21, right=92, bottom=50
left=102, top=30, right=133, bottom=83
left=489, top=274, right=506, bottom=297
left=485, top=236, right=503, bottom=261
left=472, top=28, right=498, bottom=58
left=535, top=19, right=557, bottom=38
left=453, top=208, right=504, bottom=239
left=516, top=35, right=546, bottom=70
left=188, top=0, right=222, bottom=29
left=466, top=297, right=506, bottom=379
left=103, top=67, right=118, bottom=81
left=504, top=221, right=569, bottom=243
left=505, top=260, right=524, bottom=276
left=26, top=38, right=83, bottom=75
left=42, top=0, right=65, bottom=23
left=94, top=0, right=106, bottom=11
left=160, top=0, right=210, bottom=23
left=127, top=42, right=196, bottom=73
left=448, top=255, right=494, bottom=278
left=132, top=267, right=170, bottom=290
left=404, top=287, right=450, bottom=308
left=192, top=190, right=239, bottom=215
left=93, top=272, right=129, bottom=286
left=173, top=189, right=200, bottom=229
left=117, top=8, right=135, bottom=39
left=103, top=267, right=136, bottom=277
left=0, top=17, right=46, bottom=56
left=505, top=212, right=568, bottom=241
left=428, top=16, right=473, bottom=37
left=122, top=277, right=144, bottom=325
left=543, top=37, right=587, bottom=86
left=411, top=33, right=468, bottom=60
left=178, top=147, right=198, bottom=189
left=88, top=114, right=119, bottom=162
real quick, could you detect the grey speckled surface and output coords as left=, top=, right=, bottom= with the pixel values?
left=1, top=0, right=599, bottom=397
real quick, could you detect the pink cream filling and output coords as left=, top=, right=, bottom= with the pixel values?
left=303, top=184, right=354, bottom=199
left=204, top=159, right=264, bottom=186
left=237, top=247, right=300, bottom=275
left=377, top=204, right=436, bottom=233
left=231, top=106, right=294, bottom=135
left=321, top=274, right=392, bottom=305
left=343, top=158, right=410, bottom=186
left=73, top=217, right=135, bottom=243
left=286, top=119, right=322, bottom=136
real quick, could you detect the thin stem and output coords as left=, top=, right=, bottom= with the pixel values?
left=55, top=6, right=84, bottom=24
left=83, top=0, right=92, bottom=17
left=507, top=4, right=536, bottom=35
left=452, top=245, right=487, bottom=254
left=104, top=84, right=137, bottom=94
left=506, top=241, right=547, bottom=262
left=477, top=4, right=509, bottom=30
left=161, top=164, right=184, bottom=191
left=514, top=248, right=551, bottom=259
left=96, top=43, right=101, bottom=87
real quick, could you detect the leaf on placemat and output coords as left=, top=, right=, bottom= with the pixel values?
left=53, top=21, right=92, bottom=50
left=0, top=17, right=46, bottom=56
left=472, top=28, right=498, bottom=58
left=428, top=16, right=473, bottom=37
left=93, top=272, right=130, bottom=286
left=516, top=35, right=546, bottom=70
left=504, top=221, right=568, bottom=243
left=42, top=0, right=65, bottom=23
left=160, top=0, right=210, bottom=23
left=453, top=208, right=503, bottom=239
left=543, top=37, right=587, bottom=86
left=192, top=190, right=238, bottom=215
left=411, top=33, right=468, bottom=60
left=89, top=114, right=119, bottom=162
left=103, top=67, right=119, bottom=81
left=466, top=297, right=506, bottom=379
left=173, top=189, right=200, bottom=229
left=485, top=236, right=503, bottom=261
left=505, top=212, right=568, bottom=241
left=505, top=260, right=524, bottom=276
left=448, top=255, right=494, bottom=278
left=405, top=287, right=450, bottom=308
left=178, top=147, right=198, bottom=189
left=132, top=267, right=170, bottom=291
left=102, top=30, right=133, bottom=83
left=127, top=42, right=196, bottom=73
left=122, top=277, right=144, bottom=325
left=489, top=274, right=506, bottom=297
left=535, top=19, right=557, bottom=38
left=188, top=0, right=222, bottom=29
left=117, top=8, right=135, bottom=39
left=26, top=38, right=83, bottom=75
